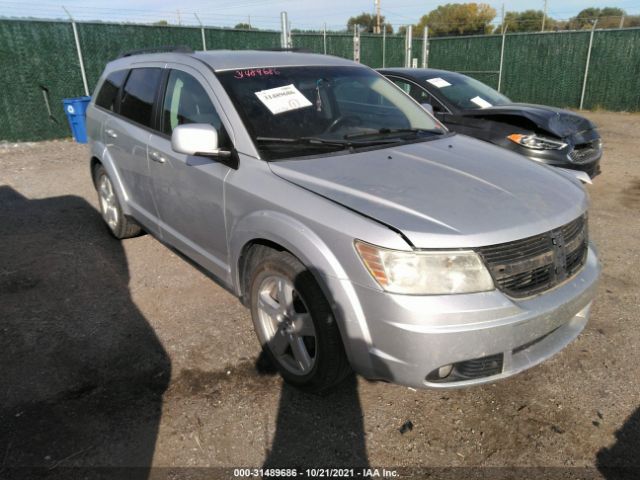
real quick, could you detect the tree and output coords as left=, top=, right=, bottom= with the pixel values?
left=346, top=12, right=392, bottom=34
left=566, top=7, right=626, bottom=29
left=152, top=20, right=169, bottom=26
left=494, top=10, right=557, bottom=33
left=414, top=3, right=496, bottom=37
left=234, top=22, right=252, bottom=30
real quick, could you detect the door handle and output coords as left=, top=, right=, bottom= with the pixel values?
left=150, top=151, right=166, bottom=164
left=105, top=128, right=118, bottom=139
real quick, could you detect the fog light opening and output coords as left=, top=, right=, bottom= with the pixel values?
left=438, top=364, right=453, bottom=379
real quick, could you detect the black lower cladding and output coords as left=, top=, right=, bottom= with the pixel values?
left=454, top=353, right=504, bottom=379
left=477, top=215, right=588, bottom=298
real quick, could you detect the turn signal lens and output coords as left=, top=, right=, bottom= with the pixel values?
left=507, top=133, right=567, bottom=150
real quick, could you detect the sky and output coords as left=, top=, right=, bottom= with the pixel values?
left=3, top=0, right=639, bottom=30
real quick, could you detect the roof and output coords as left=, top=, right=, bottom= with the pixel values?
left=109, top=49, right=360, bottom=72
left=192, top=50, right=359, bottom=71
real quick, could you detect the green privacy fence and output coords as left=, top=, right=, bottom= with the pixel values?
left=1, top=18, right=639, bottom=141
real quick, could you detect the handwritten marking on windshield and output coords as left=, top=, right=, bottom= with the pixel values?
left=234, top=68, right=280, bottom=79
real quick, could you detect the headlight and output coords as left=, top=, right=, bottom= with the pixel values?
left=507, top=133, right=567, bottom=150
left=354, top=240, right=495, bottom=295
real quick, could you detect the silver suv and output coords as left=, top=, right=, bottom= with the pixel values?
left=87, top=49, right=600, bottom=393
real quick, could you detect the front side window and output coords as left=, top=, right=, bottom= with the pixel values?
left=95, top=69, right=128, bottom=112
left=390, top=78, right=433, bottom=105
left=161, top=70, right=230, bottom=148
left=119, top=68, right=162, bottom=128
left=217, top=66, right=445, bottom=160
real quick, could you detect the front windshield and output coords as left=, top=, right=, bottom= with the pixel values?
left=428, top=74, right=511, bottom=110
left=217, top=66, right=445, bottom=160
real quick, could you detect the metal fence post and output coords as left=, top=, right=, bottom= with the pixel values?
left=280, top=12, right=290, bottom=48
left=382, top=25, right=386, bottom=68
left=62, top=7, right=89, bottom=96
left=421, top=27, right=429, bottom=68
left=194, top=13, right=206, bottom=50
left=498, top=24, right=508, bottom=93
left=405, top=25, right=413, bottom=68
left=353, top=25, right=361, bottom=63
left=323, top=23, right=327, bottom=54
left=580, top=20, right=598, bottom=110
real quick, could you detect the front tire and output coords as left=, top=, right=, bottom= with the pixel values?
left=249, top=250, right=351, bottom=394
left=93, top=164, right=142, bottom=239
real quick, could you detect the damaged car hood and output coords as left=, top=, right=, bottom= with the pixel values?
left=269, top=135, right=588, bottom=249
left=461, top=103, right=596, bottom=138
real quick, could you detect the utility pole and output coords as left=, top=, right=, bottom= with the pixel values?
left=248, top=15, right=251, bottom=29
left=177, top=9, right=181, bottom=26
left=620, top=15, right=625, bottom=28
left=501, top=3, right=505, bottom=34
left=541, top=0, right=547, bottom=32
left=375, top=0, right=381, bottom=34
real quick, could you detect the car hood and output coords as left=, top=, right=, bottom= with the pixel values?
left=461, top=103, right=596, bottom=138
left=269, top=135, right=588, bottom=249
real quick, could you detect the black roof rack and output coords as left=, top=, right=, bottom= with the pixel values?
left=118, top=45, right=194, bottom=59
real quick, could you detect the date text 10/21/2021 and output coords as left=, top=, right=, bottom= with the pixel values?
left=233, top=468, right=400, bottom=478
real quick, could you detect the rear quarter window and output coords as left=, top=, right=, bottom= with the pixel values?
left=95, top=69, right=128, bottom=112
left=119, top=68, right=163, bottom=128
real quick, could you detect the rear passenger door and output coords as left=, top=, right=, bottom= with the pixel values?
left=103, top=66, right=163, bottom=230
left=147, top=67, right=233, bottom=281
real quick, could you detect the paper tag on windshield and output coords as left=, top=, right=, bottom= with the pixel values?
left=426, top=77, right=451, bottom=88
left=470, top=96, right=492, bottom=108
left=254, top=84, right=312, bottom=115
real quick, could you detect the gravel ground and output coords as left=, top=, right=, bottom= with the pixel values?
left=0, top=111, right=638, bottom=479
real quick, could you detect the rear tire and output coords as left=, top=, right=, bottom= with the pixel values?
left=249, top=250, right=351, bottom=394
left=93, top=164, right=142, bottom=239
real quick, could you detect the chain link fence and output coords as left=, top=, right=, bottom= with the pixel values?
left=1, top=18, right=639, bottom=141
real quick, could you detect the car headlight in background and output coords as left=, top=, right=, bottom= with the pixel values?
left=354, top=240, right=495, bottom=295
left=507, top=133, right=567, bottom=150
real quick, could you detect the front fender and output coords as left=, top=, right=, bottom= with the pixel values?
left=229, top=210, right=377, bottom=375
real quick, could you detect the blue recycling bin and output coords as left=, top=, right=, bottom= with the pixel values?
left=63, top=96, right=92, bottom=144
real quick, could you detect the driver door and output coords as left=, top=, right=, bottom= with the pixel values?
left=148, top=67, right=234, bottom=281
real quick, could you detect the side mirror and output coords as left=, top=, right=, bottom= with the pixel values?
left=421, top=103, right=434, bottom=115
left=171, top=124, right=230, bottom=157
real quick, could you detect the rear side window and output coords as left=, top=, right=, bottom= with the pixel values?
left=119, top=68, right=163, bottom=128
left=95, top=69, right=128, bottom=112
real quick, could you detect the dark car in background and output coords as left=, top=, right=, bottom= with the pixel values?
left=379, top=68, right=602, bottom=179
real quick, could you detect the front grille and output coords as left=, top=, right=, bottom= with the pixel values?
left=569, top=140, right=600, bottom=164
left=477, top=215, right=588, bottom=298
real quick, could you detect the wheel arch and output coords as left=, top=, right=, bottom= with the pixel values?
left=229, top=211, right=375, bottom=374
left=88, top=145, right=132, bottom=217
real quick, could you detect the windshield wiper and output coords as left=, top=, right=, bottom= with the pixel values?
left=256, top=136, right=402, bottom=148
left=343, top=127, right=444, bottom=140
left=256, top=136, right=346, bottom=147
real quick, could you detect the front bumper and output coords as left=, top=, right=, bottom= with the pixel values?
left=343, top=244, right=600, bottom=389
left=502, top=142, right=602, bottom=179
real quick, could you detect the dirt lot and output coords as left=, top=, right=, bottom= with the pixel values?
left=1, top=111, right=639, bottom=479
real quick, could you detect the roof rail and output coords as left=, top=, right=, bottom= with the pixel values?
left=255, top=47, right=312, bottom=53
left=117, top=45, right=194, bottom=58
